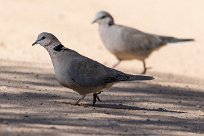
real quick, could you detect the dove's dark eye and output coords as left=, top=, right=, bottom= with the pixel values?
left=101, top=16, right=106, bottom=19
left=41, top=36, right=46, bottom=40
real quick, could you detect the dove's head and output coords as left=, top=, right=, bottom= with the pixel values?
left=92, top=11, right=114, bottom=26
left=32, top=32, right=61, bottom=47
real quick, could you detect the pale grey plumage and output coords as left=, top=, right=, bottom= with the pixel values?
left=92, top=11, right=194, bottom=74
left=32, top=32, right=154, bottom=105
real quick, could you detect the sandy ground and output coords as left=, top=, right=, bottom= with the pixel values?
left=0, top=0, right=203, bottom=135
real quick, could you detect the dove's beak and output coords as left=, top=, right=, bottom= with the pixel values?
left=32, top=41, right=38, bottom=46
left=91, top=19, right=97, bottom=24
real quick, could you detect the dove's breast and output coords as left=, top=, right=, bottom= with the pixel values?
left=50, top=52, right=77, bottom=88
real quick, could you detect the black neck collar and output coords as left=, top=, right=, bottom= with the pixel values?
left=53, top=44, right=64, bottom=52
left=108, top=21, right=114, bottom=26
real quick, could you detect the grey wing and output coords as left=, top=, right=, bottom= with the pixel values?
left=120, top=26, right=164, bottom=52
left=68, top=53, right=120, bottom=87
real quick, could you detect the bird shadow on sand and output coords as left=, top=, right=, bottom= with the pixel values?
left=88, top=103, right=186, bottom=113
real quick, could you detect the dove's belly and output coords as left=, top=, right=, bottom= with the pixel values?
left=54, top=67, right=99, bottom=94
left=113, top=51, right=148, bottom=60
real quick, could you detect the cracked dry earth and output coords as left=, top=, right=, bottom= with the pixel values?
left=0, top=60, right=203, bottom=136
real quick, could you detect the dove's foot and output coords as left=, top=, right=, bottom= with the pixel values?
left=93, top=91, right=102, bottom=106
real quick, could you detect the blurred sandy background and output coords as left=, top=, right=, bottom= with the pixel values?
left=0, top=0, right=203, bottom=79
left=0, top=0, right=203, bottom=136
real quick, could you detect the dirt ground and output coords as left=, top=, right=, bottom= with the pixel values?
left=0, top=0, right=203, bottom=135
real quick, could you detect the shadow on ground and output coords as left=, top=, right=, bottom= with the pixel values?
left=0, top=59, right=203, bottom=135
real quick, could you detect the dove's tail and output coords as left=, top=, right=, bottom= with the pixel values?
left=104, top=72, right=154, bottom=84
left=126, top=74, right=154, bottom=81
left=159, top=36, right=194, bottom=44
